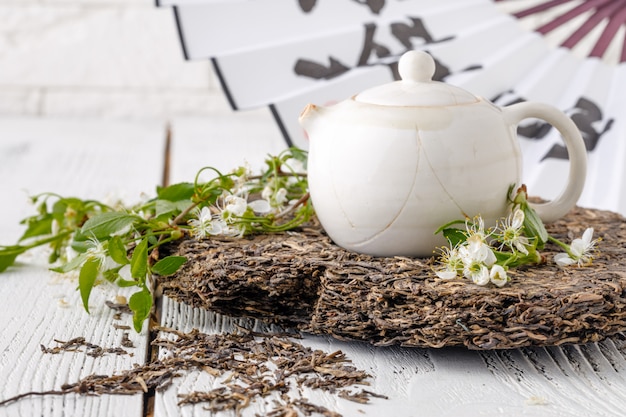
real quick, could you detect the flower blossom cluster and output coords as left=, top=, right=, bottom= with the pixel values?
left=434, top=206, right=600, bottom=288
left=187, top=157, right=307, bottom=239
left=187, top=196, right=251, bottom=238
left=435, top=216, right=509, bottom=287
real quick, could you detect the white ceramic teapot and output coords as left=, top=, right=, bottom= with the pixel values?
left=299, top=50, right=587, bottom=258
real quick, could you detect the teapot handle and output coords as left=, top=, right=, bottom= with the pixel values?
left=503, top=102, right=587, bottom=223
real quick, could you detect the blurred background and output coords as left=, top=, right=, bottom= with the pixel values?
left=2, top=0, right=625, bottom=215
left=0, top=0, right=286, bottom=184
left=0, top=0, right=221, bottom=119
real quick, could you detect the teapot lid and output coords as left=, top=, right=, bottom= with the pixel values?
left=355, top=51, right=478, bottom=107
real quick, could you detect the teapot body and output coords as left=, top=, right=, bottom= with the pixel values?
left=305, top=98, right=522, bottom=257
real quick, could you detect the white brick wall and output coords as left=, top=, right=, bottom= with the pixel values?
left=0, top=0, right=225, bottom=119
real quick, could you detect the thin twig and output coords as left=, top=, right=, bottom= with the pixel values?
left=275, top=192, right=310, bottom=220
left=0, top=390, right=68, bottom=406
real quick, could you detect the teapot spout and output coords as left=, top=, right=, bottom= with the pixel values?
left=298, top=103, right=321, bottom=137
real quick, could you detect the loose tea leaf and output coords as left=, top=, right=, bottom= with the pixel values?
left=0, top=327, right=384, bottom=417
left=39, top=337, right=130, bottom=357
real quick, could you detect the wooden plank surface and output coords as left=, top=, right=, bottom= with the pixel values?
left=155, top=303, right=626, bottom=417
left=156, top=112, right=626, bottom=417
left=0, top=118, right=166, bottom=417
left=3, top=114, right=626, bottom=417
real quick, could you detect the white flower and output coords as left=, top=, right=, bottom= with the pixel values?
left=188, top=207, right=222, bottom=238
left=274, top=188, right=288, bottom=205
left=435, top=247, right=463, bottom=280
left=189, top=196, right=253, bottom=239
left=460, top=235, right=497, bottom=267
left=464, top=261, right=490, bottom=286
left=489, top=264, right=508, bottom=287
left=465, top=216, right=488, bottom=243
left=554, top=227, right=598, bottom=267
left=261, top=185, right=272, bottom=201
left=194, top=206, right=212, bottom=223
left=231, top=164, right=252, bottom=195
left=262, top=184, right=288, bottom=208
left=85, top=236, right=107, bottom=266
left=496, top=209, right=529, bottom=255
left=459, top=237, right=496, bottom=285
left=218, top=220, right=245, bottom=237
left=223, top=195, right=248, bottom=217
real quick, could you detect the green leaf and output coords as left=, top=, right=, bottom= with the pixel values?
left=441, top=228, right=468, bottom=248
left=102, top=268, right=120, bottom=283
left=434, top=219, right=466, bottom=236
left=50, top=198, right=69, bottom=219
left=116, top=278, right=140, bottom=288
left=130, top=238, right=148, bottom=281
left=493, top=251, right=514, bottom=265
left=70, top=235, right=91, bottom=253
left=287, top=147, right=308, bottom=164
left=19, top=216, right=53, bottom=242
left=175, top=200, right=194, bottom=214
left=154, top=199, right=193, bottom=219
left=79, top=257, right=100, bottom=313
left=48, top=250, right=60, bottom=265
left=157, top=182, right=195, bottom=201
left=51, top=197, right=85, bottom=224
left=155, top=199, right=178, bottom=218
left=108, top=236, right=129, bottom=265
left=151, top=256, right=187, bottom=277
left=0, top=253, right=20, bottom=273
left=522, top=204, right=548, bottom=248
left=81, top=212, right=139, bottom=239
left=129, top=287, right=152, bottom=332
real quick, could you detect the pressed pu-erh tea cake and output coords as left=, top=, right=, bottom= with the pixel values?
left=160, top=205, right=626, bottom=350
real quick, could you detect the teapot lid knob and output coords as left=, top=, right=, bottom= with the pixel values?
left=398, top=50, right=435, bottom=83
left=354, top=50, right=477, bottom=106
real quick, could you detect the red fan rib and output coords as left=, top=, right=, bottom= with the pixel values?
left=589, top=1, right=626, bottom=59
left=513, top=0, right=574, bottom=19
left=536, top=0, right=614, bottom=35
left=561, top=0, right=625, bottom=49
left=622, top=21, right=626, bottom=62
left=500, top=0, right=626, bottom=62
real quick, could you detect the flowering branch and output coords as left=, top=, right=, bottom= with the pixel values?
left=0, top=148, right=313, bottom=331
left=434, top=185, right=600, bottom=287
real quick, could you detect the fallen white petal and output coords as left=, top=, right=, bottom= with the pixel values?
left=436, top=270, right=458, bottom=280
left=554, top=253, right=576, bottom=267
left=248, top=199, right=272, bottom=214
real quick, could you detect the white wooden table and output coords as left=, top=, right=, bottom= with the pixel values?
left=1, top=114, right=626, bottom=417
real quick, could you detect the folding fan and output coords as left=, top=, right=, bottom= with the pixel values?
left=156, top=0, right=626, bottom=215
